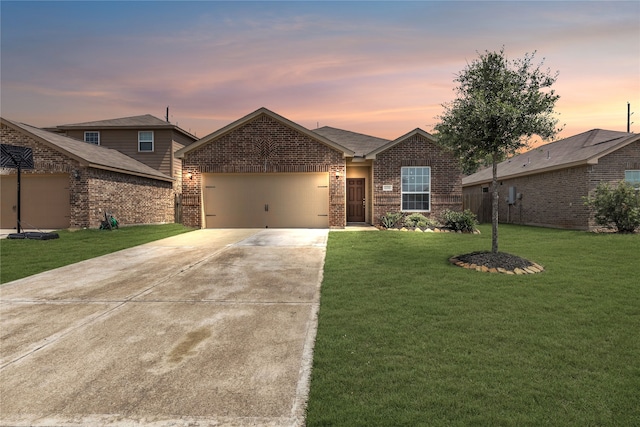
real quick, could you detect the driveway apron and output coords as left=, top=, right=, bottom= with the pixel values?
left=0, top=228, right=328, bottom=427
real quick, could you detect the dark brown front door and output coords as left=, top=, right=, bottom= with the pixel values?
left=347, top=178, right=365, bottom=222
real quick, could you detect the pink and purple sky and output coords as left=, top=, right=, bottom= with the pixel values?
left=1, top=1, right=638, bottom=142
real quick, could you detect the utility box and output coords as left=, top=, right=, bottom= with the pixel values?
left=508, top=186, right=517, bottom=205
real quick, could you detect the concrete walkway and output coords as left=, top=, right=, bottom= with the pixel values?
left=0, top=229, right=328, bottom=427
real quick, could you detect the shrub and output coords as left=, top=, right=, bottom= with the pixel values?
left=441, top=209, right=478, bottom=232
left=403, top=213, right=437, bottom=229
left=380, top=212, right=403, bottom=229
left=584, top=180, right=640, bottom=233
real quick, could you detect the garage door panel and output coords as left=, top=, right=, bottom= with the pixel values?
left=203, top=173, right=329, bottom=228
left=204, top=175, right=266, bottom=228
left=1, top=174, right=70, bottom=229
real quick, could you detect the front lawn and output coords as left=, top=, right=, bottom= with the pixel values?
left=307, top=225, right=640, bottom=426
left=0, top=224, right=194, bottom=284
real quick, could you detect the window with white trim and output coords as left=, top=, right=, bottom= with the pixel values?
left=625, top=170, right=640, bottom=190
left=401, top=166, right=430, bottom=211
left=84, top=131, right=100, bottom=145
left=138, top=131, right=154, bottom=152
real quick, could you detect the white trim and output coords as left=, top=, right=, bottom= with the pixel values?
left=401, top=166, right=431, bottom=212
left=84, top=131, right=100, bottom=145
left=138, top=130, right=154, bottom=152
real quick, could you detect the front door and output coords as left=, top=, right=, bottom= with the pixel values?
left=347, top=178, right=365, bottom=222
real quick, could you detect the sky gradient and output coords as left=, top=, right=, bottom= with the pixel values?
left=1, top=1, right=639, bottom=142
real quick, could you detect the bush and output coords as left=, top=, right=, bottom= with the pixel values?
left=441, top=209, right=478, bottom=232
left=380, top=212, right=403, bottom=229
left=403, top=213, right=437, bottom=229
left=584, top=180, right=640, bottom=233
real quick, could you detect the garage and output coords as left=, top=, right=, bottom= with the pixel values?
left=0, top=174, right=70, bottom=229
left=203, top=173, right=329, bottom=228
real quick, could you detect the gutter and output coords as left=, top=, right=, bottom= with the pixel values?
left=462, top=159, right=597, bottom=187
left=87, top=163, right=174, bottom=183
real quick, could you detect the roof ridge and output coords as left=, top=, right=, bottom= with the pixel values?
left=58, top=114, right=169, bottom=127
left=1, top=117, right=172, bottom=181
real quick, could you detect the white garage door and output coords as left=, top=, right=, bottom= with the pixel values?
left=203, top=173, right=329, bottom=228
left=0, top=174, right=71, bottom=229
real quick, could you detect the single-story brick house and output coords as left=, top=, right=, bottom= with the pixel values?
left=1, top=118, right=175, bottom=229
left=175, top=107, right=462, bottom=229
left=462, top=129, right=640, bottom=230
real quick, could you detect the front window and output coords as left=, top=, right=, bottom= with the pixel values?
left=84, top=131, right=100, bottom=145
left=401, top=166, right=430, bottom=211
left=138, top=131, right=154, bottom=152
left=625, top=170, right=640, bottom=190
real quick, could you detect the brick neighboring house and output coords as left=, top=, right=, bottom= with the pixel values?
left=462, top=129, right=640, bottom=230
left=1, top=118, right=174, bottom=229
left=176, top=107, right=462, bottom=229
left=51, top=115, right=198, bottom=193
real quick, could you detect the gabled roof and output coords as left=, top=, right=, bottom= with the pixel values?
left=463, top=129, right=640, bottom=186
left=365, top=128, right=437, bottom=159
left=175, top=107, right=355, bottom=158
left=312, top=126, right=389, bottom=157
left=56, top=114, right=197, bottom=141
left=1, top=118, right=173, bottom=182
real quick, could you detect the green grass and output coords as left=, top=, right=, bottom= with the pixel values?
left=0, top=224, right=194, bottom=283
left=307, top=224, right=640, bottom=426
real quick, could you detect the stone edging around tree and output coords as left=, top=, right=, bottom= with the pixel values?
left=448, top=257, right=545, bottom=275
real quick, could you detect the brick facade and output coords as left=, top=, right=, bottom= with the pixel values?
left=181, top=114, right=346, bottom=228
left=1, top=123, right=173, bottom=228
left=372, top=133, right=463, bottom=224
left=463, top=139, right=640, bottom=230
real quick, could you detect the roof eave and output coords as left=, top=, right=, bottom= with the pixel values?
left=365, top=128, right=436, bottom=159
left=87, top=163, right=174, bottom=182
left=462, top=159, right=594, bottom=187
left=462, top=133, right=640, bottom=187
left=1, top=118, right=90, bottom=166
left=175, top=108, right=354, bottom=159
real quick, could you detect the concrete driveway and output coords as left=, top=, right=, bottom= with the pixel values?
left=0, top=228, right=328, bottom=427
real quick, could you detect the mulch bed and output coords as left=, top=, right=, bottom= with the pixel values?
left=450, top=251, right=544, bottom=274
left=455, top=251, right=533, bottom=270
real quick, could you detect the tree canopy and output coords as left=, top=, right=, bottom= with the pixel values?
left=435, top=48, right=562, bottom=253
left=435, top=48, right=562, bottom=174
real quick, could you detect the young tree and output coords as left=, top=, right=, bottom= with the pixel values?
left=435, top=48, right=562, bottom=253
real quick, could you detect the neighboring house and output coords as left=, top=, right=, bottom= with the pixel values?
left=1, top=118, right=174, bottom=229
left=462, top=129, right=640, bottom=230
left=175, top=107, right=462, bottom=229
left=51, top=115, right=198, bottom=192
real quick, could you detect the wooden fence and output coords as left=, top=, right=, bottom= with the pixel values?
left=463, top=193, right=492, bottom=224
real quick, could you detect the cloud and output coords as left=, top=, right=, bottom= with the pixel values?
left=1, top=1, right=638, bottom=137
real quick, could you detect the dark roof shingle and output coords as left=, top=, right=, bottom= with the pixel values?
left=312, top=126, right=389, bottom=156
left=57, top=114, right=171, bottom=128
left=463, top=129, right=639, bottom=186
left=2, top=118, right=172, bottom=182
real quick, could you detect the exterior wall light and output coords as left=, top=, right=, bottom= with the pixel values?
left=186, top=172, right=193, bottom=180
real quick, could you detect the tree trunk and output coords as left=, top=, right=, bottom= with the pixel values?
left=491, top=154, right=499, bottom=253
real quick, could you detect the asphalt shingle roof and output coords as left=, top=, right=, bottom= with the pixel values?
left=463, top=129, right=638, bottom=186
left=312, top=126, right=389, bottom=157
left=55, top=114, right=197, bottom=141
left=57, top=114, right=172, bottom=128
left=2, top=118, right=172, bottom=182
